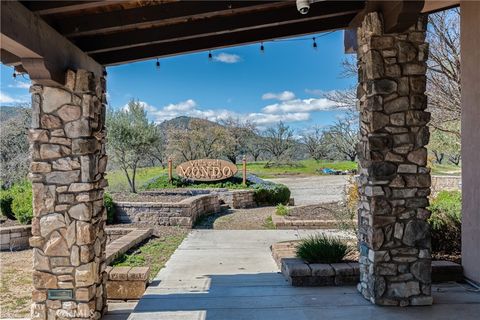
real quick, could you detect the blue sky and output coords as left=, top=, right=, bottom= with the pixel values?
left=1, top=30, right=355, bottom=130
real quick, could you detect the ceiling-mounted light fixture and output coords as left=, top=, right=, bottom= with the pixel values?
left=296, top=0, right=311, bottom=14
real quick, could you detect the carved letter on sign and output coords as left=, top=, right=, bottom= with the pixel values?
left=176, top=159, right=238, bottom=181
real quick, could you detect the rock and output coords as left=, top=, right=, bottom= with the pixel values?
left=365, top=50, right=384, bottom=79
left=31, top=302, right=47, bottom=320
left=106, top=280, right=146, bottom=300
left=42, top=87, right=71, bottom=113
left=410, top=76, right=426, bottom=94
left=30, top=162, right=52, bottom=173
left=396, top=41, right=417, bottom=63
left=66, top=222, right=76, bottom=248
left=33, top=271, right=58, bottom=289
left=40, top=144, right=70, bottom=159
left=49, top=137, right=71, bottom=146
left=370, top=112, right=390, bottom=131
left=411, top=260, right=431, bottom=282
left=407, top=148, right=427, bottom=165
left=75, top=286, right=96, bottom=302
left=394, top=222, right=404, bottom=239
left=371, top=79, right=397, bottom=95
left=368, top=162, right=397, bottom=178
left=80, top=245, right=94, bottom=263
left=75, top=262, right=97, bottom=287
left=57, top=104, right=81, bottom=122
left=77, top=221, right=95, bottom=245
left=398, top=164, right=417, bottom=173
left=41, top=114, right=62, bottom=129
left=387, top=281, right=420, bottom=298
left=29, top=129, right=49, bottom=142
left=72, top=138, right=99, bottom=155
left=403, top=220, right=429, bottom=246
left=68, top=182, right=96, bottom=192
left=384, top=97, right=409, bottom=114
left=45, top=170, right=80, bottom=184
left=390, top=113, right=405, bottom=126
left=69, top=203, right=92, bottom=221
left=403, top=63, right=427, bottom=76
left=52, top=158, right=81, bottom=171
left=375, top=263, right=397, bottom=276
left=33, top=248, right=50, bottom=271
left=65, top=119, right=91, bottom=138
left=410, top=295, right=433, bottom=306
left=40, top=213, right=66, bottom=237
left=71, top=245, right=80, bottom=266
left=44, top=231, right=69, bottom=256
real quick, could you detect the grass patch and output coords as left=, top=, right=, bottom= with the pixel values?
left=107, top=166, right=167, bottom=192
left=296, top=234, right=352, bottom=264
left=275, top=204, right=289, bottom=216
left=112, top=232, right=186, bottom=281
left=263, top=216, right=276, bottom=229
left=430, top=163, right=461, bottom=176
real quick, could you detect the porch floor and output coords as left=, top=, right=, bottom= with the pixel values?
left=105, top=230, right=480, bottom=320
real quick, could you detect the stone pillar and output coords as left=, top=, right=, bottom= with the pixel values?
left=28, top=69, right=108, bottom=319
left=356, top=12, right=432, bottom=306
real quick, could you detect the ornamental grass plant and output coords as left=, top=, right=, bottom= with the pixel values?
left=296, top=234, right=352, bottom=264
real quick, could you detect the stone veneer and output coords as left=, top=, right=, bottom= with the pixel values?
left=356, top=12, right=432, bottom=306
left=0, top=225, right=31, bottom=251
left=28, top=69, right=108, bottom=319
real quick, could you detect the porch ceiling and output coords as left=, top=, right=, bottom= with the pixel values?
left=19, top=0, right=366, bottom=66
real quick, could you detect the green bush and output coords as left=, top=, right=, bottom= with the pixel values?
left=296, top=234, right=352, bottom=264
left=104, top=193, right=116, bottom=224
left=428, top=190, right=461, bottom=254
left=275, top=204, right=289, bottom=216
left=143, top=174, right=251, bottom=190
left=253, top=183, right=290, bottom=206
left=10, top=182, right=33, bottom=224
left=0, top=189, right=15, bottom=220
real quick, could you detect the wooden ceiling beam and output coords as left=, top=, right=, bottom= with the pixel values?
left=1, top=1, right=103, bottom=85
left=92, top=13, right=357, bottom=66
left=75, top=1, right=364, bottom=54
left=21, top=1, right=126, bottom=16
left=57, top=1, right=288, bottom=38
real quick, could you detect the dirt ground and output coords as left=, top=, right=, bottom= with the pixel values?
left=0, top=249, right=33, bottom=318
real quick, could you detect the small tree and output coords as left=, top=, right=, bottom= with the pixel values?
left=301, top=127, right=328, bottom=161
left=245, top=134, right=265, bottom=162
left=220, top=117, right=256, bottom=164
left=261, top=122, right=295, bottom=162
left=0, top=105, right=31, bottom=187
left=323, top=111, right=359, bottom=161
left=107, top=100, right=159, bottom=193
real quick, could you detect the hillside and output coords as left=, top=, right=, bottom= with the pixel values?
left=0, top=106, right=28, bottom=122
left=159, top=116, right=220, bottom=130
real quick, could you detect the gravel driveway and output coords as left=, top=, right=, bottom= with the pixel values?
left=267, top=175, right=348, bottom=205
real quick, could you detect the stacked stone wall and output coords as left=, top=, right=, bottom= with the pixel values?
left=0, top=225, right=31, bottom=251
left=356, top=13, right=432, bottom=306
left=28, top=70, right=108, bottom=319
left=114, top=194, right=220, bottom=227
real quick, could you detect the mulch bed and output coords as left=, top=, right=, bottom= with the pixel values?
left=111, top=193, right=191, bottom=203
left=285, top=202, right=347, bottom=220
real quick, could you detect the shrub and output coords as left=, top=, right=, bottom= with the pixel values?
left=253, top=183, right=290, bottom=206
left=104, top=193, right=116, bottom=224
left=143, top=173, right=252, bottom=190
left=0, top=189, right=15, bottom=220
left=10, top=181, right=33, bottom=224
left=428, top=190, right=461, bottom=254
left=296, top=234, right=352, bottom=264
left=275, top=204, right=289, bottom=216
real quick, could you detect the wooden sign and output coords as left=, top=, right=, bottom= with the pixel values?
left=176, top=159, right=238, bottom=181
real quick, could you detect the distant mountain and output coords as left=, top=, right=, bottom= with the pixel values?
left=0, top=106, right=28, bottom=122
left=158, top=116, right=220, bottom=130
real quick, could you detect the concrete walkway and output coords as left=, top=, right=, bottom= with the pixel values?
left=268, top=176, right=348, bottom=205
left=108, top=230, right=480, bottom=320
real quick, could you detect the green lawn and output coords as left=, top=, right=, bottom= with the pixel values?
left=111, top=232, right=186, bottom=281
left=106, top=166, right=167, bottom=192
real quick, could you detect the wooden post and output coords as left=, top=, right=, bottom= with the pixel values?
left=242, top=155, right=247, bottom=186
left=168, top=157, right=173, bottom=183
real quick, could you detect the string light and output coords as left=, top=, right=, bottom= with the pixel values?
left=260, top=42, right=265, bottom=53
left=208, top=51, right=213, bottom=60
left=155, top=58, right=160, bottom=69
left=312, top=37, right=317, bottom=49
left=12, top=72, right=16, bottom=79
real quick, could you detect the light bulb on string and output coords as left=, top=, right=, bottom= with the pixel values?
left=312, top=37, right=317, bottom=50
left=155, top=58, right=160, bottom=70
left=208, top=51, right=213, bottom=60
left=260, top=42, right=265, bottom=54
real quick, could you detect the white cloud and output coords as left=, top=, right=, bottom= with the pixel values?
left=262, top=91, right=295, bottom=101
left=262, top=98, right=338, bottom=114
left=304, top=88, right=325, bottom=96
left=163, top=99, right=197, bottom=112
left=8, top=81, right=30, bottom=89
left=0, top=91, right=27, bottom=104
left=213, top=52, right=242, bottom=64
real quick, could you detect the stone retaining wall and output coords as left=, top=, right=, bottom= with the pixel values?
left=105, top=228, right=152, bottom=265
left=431, top=175, right=461, bottom=195
left=114, top=194, right=220, bottom=227
left=0, top=225, right=31, bottom=251
left=105, top=266, right=150, bottom=300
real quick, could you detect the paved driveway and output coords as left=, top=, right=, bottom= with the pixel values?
left=267, top=175, right=349, bottom=205
left=107, top=230, right=480, bottom=320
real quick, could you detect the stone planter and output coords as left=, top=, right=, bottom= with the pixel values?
left=0, top=225, right=32, bottom=251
